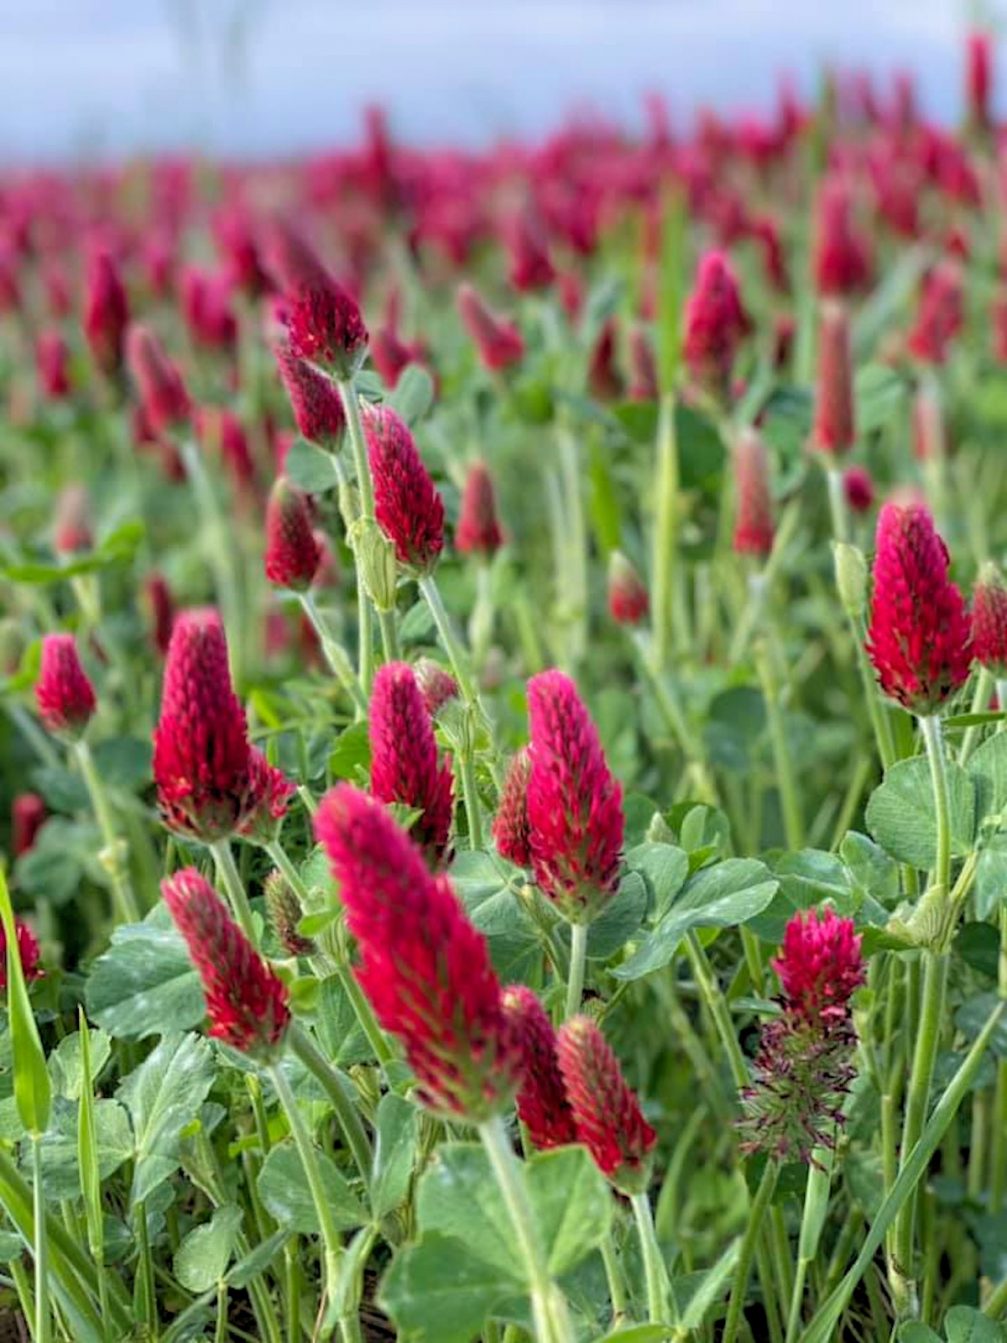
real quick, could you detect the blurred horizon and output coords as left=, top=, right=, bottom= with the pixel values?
left=0, top=0, right=989, bottom=165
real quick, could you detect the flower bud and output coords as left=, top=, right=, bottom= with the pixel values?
left=35, top=635, right=97, bottom=740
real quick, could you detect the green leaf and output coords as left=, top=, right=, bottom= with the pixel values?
left=614, top=859, right=778, bottom=980
left=751, top=849, right=857, bottom=944
left=0, top=521, right=144, bottom=583
left=49, top=1029, right=111, bottom=1100
left=970, top=734, right=1007, bottom=830
left=388, top=364, right=435, bottom=424
left=90, top=737, right=153, bottom=792
left=0, top=869, right=50, bottom=1135
left=865, top=757, right=975, bottom=869
left=84, top=908, right=204, bottom=1040
left=284, top=437, right=340, bottom=494
left=380, top=1233, right=515, bottom=1343
left=371, top=1093, right=418, bottom=1221
left=328, top=721, right=371, bottom=781
left=117, top=1034, right=215, bottom=1207
left=257, top=1141, right=368, bottom=1234
left=451, top=851, right=542, bottom=983
left=841, top=831, right=899, bottom=906
left=854, top=364, right=909, bottom=436
left=676, top=1236, right=741, bottom=1329
left=526, top=1146, right=611, bottom=1276
left=897, top=1327, right=943, bottom=1343
left=226, top=1228, right=291, bottom=1289
left=976, top=835, right=1007, bottom=919
left=625, top=843, right=689, bottom=919
left=37, top=1097, right=132, bottom=1199
left=585, top=873, right=647, bottom=960
left=416, top=1144, right=523, bottom=1278
left=943, top=1307, right=1007, bottom=1343
left=955, top=922, right=999, bottom=979
left=593, top=1329, right=672, bottom=1342
left=173, top=1204, right=244, bottom=1293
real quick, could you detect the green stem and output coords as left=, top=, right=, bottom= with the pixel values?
left=960, top=668, right=994, bottom=764
left=565, top=924, right=589, bottom=1020
left=825, top=466, right=849, bottom=543
left=755, top=641, right=803, bottom=850
left=479, top=1115, right=574, bottom=1343
left=599, top=1234, right=629, bottom=1328
left=298, top=591, right=370, bottom=716
left=336, top=378, right=375, bottom=518
left=722, top=1161, right=779, bottom=1343
left=685, top=932, right=748, bottom=1089
left=31, top=1136, right=49, bottom=1343
left=556, top=425, right=588, bottom=667
left=920, top=715, right=952, bottom=899
left=210, top=840, right=257, bottom=944
left=75, top=739, right=140, bottom=923
left=418, top=572, right=478, bottom=708
left=458, top=750, right=483, bottom=850
left=377, top=607, right=400, bottom=664
left=984, top=1274, right=1007, bottom=1320
left=651, top=392, right=679, bottom=672
left=631, top=1191, right=672, bottom=1327
left=288, top=1025, right=374, bottom=1193
left=785, top=1151, right=832, bottom=1343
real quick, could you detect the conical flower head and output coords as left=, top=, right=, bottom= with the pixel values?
left=125, top=324, right=190, bottom=435
left=455, top=461, right=504, bottom=558
left=607, top=552, right=649, bottom=626
left=971, top=563, right=1007, bottom=676
left=772, top=908, right=864, bottom=1025
left=143, top=572, right=175, bottom=655
left=36, top=331, right=70, bottom=399
left=413, top=658, right=459, bottom=717
left=587, top=318, right=624, bottom=402
left=966, top=29, right=993, bottom=134
left=238, top=749, right=296, bottom=844
left=286, top=272, right=368, bottom=380
left=12, top=793, right=47, bottom=857
left=364, top=404, right=445, bottom=574
left=865, top=502, right=972, bottom=713
left=843, top=466, right=874, bottom=514
left=369, top=662, right=453, bottom=866
left=813, top=179, right=872, bottom=297
left=264, top=477, right=322, bottom=592
left=556, top=1015, right=656, bottom=1193
left=83, top=248, right=129, bottom=378
left=683, top=250, right=751, bottom=404
left=732, top=428, right=774, bottom=557
left=35, top=635, right=96, bottom=740
left=313, top=784, right=521, bottom=1120
left=162, top=868, right=290, bottom=1056
left=502, top=985, right=578, bottom=1150
left=152, top=608, right=252, bottom=841
left=0, top=919, right=41, bottom=991
left=493, top=747, right=533, bottom=868
left=457, top=284, right=524, bottom=371
left=526, top=670, right=624, bottom=923
left=810, top=302, right=856, bottom=456
left=907, top=261, right=964, bottom=366
left=274, top=343, right=346, bottom=448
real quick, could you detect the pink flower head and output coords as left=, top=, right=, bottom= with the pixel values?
left=0, top=919, right=42, bottom=990
left=587, top=318, right=624, bottom=402
left=212, top=206, right=269, bottom=297
left=260, top=215, right=330, bottom=293
left=732, top=427, right=775, bottom=557
left=772, top=907, right=864, bottom=1024
left=36, top=331, right=70, bottom=400
left=493, top=747, right=533, bottom=868
left=35, top=635, right=96, bottom=739
left=196, top=407, right=256, bottom=494
left=865, top=502, right=972, bottom=714
left=813, top=179, right=872, bottom=298
left=274, top=343, right=346, bottom=448
left=364, top=404, right=445, bottom=574
left=143, top=572, right=176, bottom=656
left=810, top=302, right=856, bottom=456
left=683, top=250, right=751, bottom=403
left=608, top=552, right=649, bottom=626
left=457, top=284, right=524, bottom=372
left=843, top=465, right=874, bottom=514
left=526, top=669, right=624, bottom=923
left=370, top=323, right=419, bottom=388
left=83, top=248, right=129, bottom=378
left=179, top=268, right=236, bottom=352
left=53, top=484, right=93, bottom=554
left=264, top=477, right=322, bottom=592
left=966, top=29, right=994, bottom=133
left=162, top=868, right=290, bottom=1056
left=455, top=461, right=504, bottom=558
left=971, top=563, right=1007, bottom=676
left=369, top=662, right=453, bottom=866
left=502, top=985, right=578, bottom=1149
left=413, top=658, right=459, bottom=717
left=556, top=1015, right=657, bottom=1192
left=286, top=272, right=368, bottom=380
left=126, top=324, right=190, bottom=436
left=152, top=608, right=252, bottom=841
left=906, top=261, right=964, bottom=366
left=506, top=212, right=556, bottom=293
left=313, top=784, right=521, bottom=1120
left=238, top=749, right=296, bottom=844
left=12, top=793, right=47, bottom=857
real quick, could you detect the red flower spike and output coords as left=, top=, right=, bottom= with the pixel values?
left=966, top=30, right=994, bottom=134
left=732, top=428, right=775, bottom=557
left=313, top=784, right=520, bottom=1120
left=369, top=662, right=453, bottom=866
left=502, top=985, right=578, bottom=1149
left=143, top=572, right=176, bottom=655
left=493, top=747, right=533, bottom=868
left=286, top=272, right=368, bottom=380
left=126, top=324, right=190, bottom=436
left=162, top=868, right=290, bottom=1056
left=0, top=919, right=42, bottom=991
left=364, top=404, right=445, bottom=574
left=810, top=303, right=856, bottom=457
left=843, top=466, right=874, bottom=515
left=36, top=331, right=71, bottom=400
left=813, top=179, right=872, bottom=298
left=212, top=207, right=269, bottom=297
left=506, top=213, right=556, bottom=293
left=83, top=248, right=129, bottom=378
left=152, top=608, right=252, bottom=841
left=772, top=907, right=864, bottom=1025
left=587, top=318, right=624, bottom=402
left=971, top=563, right=1007, bottom=676
left=12, top=793, right=46, bottom=857
left=457, top=284, right=524, bottom=372
left=260, top=215, right=330, bottom=293
left=907, top=262, right=964, bottom=366
left=238, top=749, right=296, bottom=844
left=455, top=462, right=504, bottom=558
left=264, top=477, right=322, bottom=592
left=53, top=484, right=93, bottom=554
left=865, top=501, right=972, bottom=714
left=556, top=1015, right=656, bottom=1192
left=526, top=669, right=624, bottom=922
left=683, top=250, right=751, bottom=404
left=274, top=343, right=346, bottom=448
left=414, top=658, right=459, bottom=717
left=608, top=552, right=649, bottom=626
left=35, top=634, right=97, bottom=739
left=370, top=323, right=418, bottom=388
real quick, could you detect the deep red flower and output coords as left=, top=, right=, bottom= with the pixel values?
left=906, top=261, right=964, bottom=366
left=179, top=268, right=237, bottom=351
left=264, top=477, right=322, bottom=592
left=35, top=634, right=96, bottom=739
left=966, top=29, right=993, bottom=133
left=36, top=331, right=71, bottom=400
left=286, top=273, right=368, bottom=380
left=11, top=793, right=46, bottom=857
left=260, top=215, right=330, bottom=293
left=162, top=868, right=290, bottom=1055
left=143, top=572, right=176, bottom=655
left=457, top=284, right=524, bottom=372
left=843, top=466, right=874, bottom=514
left=370, top=323, right=420, bottom=388
left=212, top=207, right=269, bottom=297
left=503, top=985, right=578, bottom=1149
left=152, top=608, right=252, bottom=840
left=364, top=404, right=445, bottom=574
left=455, top=462, right=504, bottom=558
left=865, top=501, right=972, bottom=713
left=126, top=324, right=190, bottom=435
left=683, top=250, right=751, bottom=403
left=971, top=564, right=1007, bottom=676
left=313, top=784, right=520, bottom=1119
left=506, top=212, right=556, bottom=293
left=732, top=428, right=774, bottom=557
left=772, top=907, right=864, bottom=1024
left=587, top=318, right=624, bottom=402
left=413, top=658, right=459, bottom=717
left=556, top=1015, right=657, bottom=1192
left=274, top=343, right=346, bottom=448
left=608, top=552, right=649, bottom=626
left=0, top=919, right=42, bottom=990
left=369, top=662, right=453, bottom=866
left=813, top=179, right=872, bottom=298
left=810, top=303, right=856, bottom=456
left=83, top=248, right=129, bottom=378
left=526, top=670, right=624, bottom=922
left=493, top=747, right=533, bottom=868
left=238, top=749, right=296, bottom=844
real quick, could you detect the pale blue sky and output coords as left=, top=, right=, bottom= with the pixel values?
left=0, top=1, right=980, bottom=163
